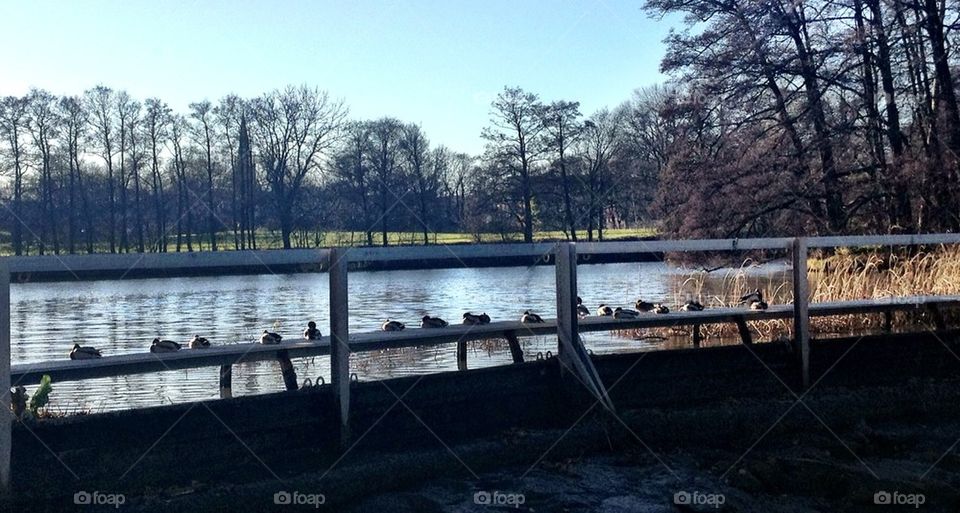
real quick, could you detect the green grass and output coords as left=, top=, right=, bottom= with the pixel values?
left=0, top=227, right=657, bottom=256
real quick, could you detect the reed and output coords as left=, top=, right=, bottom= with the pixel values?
left=642, top=247, right=960, bottom=346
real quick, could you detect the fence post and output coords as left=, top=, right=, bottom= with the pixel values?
left=555, top=243, right=615, bottom=412
left=792, top=238, right=810, bottom=389
left=329, top=248, right=351, bottom=445
left=555, top=243, right=578, bottom=360
left=0, top=260, right=10, bottom=490
left=219, top=365, right=233, bottom=399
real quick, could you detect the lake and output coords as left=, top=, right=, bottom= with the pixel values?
left=10, top=260, right=791, bottom=412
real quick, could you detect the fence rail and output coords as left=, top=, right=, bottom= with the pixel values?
left=3, top=233, right=960, bottom=489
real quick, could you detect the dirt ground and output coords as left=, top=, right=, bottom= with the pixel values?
left=86, top=375, right=960, bottom=513
left=341, top=380, right=960, bottom=512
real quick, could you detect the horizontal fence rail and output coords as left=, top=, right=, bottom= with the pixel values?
left=3, top=233, right=960, bottom=490
left=10, top=295, right=959, bottom=387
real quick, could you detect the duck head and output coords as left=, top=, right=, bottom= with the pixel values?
left=308, top=321, right=316, bottom=329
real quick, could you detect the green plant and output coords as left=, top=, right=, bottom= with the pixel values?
left=29, top=375, right=53, bottom=415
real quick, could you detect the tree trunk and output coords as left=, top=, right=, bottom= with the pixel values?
left=783, top=6, right=844, bottom=232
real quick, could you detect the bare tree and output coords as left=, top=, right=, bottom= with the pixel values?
left=236, top=114, right=257, bottom=249
left=58, top=95, right=93, bottom=253
left=400, top=123, right=435, bottom=243
left=145, top=98, right=171, bottom=251
left=543, top=100, right=582, bottom=240
left=189, top=100, right=219, bottom=251
left=84, top=86, right=118, bottom=252
left=482, top=87, right=546, bottom=242
left=334, top=121, right=375, bottom=245
left=26, top=89, right=60, bottom=254
left=578, top=108, right=619, bottom=241
left=168, top=114, right=192, bottom=251
left=0, top=95, right=29, bottom=255
left=367, top=117, right=403, bottom=246
left=249, top=86, right=347, bottom=249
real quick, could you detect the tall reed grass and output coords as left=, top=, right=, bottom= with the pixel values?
left=654, top=246, right=960, bottom=346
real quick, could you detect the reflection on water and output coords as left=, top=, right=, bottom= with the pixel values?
left=11, top=261, right=790, bottom=412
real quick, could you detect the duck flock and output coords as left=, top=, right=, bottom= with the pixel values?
left=67, top=290, right=770, bottom=360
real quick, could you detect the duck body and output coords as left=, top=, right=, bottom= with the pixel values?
left=635, top=300, right=655, bottom=312
left=614, top=307, right=640, bottom=320
left=521, top=310, right=544, bottom=323
left=70, top=343, right=102, bottom=360
left=259, top=331, right=283, bottom=344
left=653, top=304, right=670, bottom=314
left=150, top=338, right=181, bottom=353
left=739, top=289, right=763, bottom=305
left=576, top=297, right=590, bottom=317
left=381, top=320, right=405, bottom=331
left=597, top=304, right=613, bottom=316
left=303, top=321, right=322, bottom=340
left=420, top=315, right=449, bottom=328
left=189, top=335, right=210, bottom=349
left=462, top=312, right=491, bottom=325
left=681, top=301, right=705, bottom=312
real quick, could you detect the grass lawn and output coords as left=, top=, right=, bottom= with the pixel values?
left=0, top=227, right=657, bottom=256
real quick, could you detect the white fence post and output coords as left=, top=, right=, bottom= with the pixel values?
left=329, top=248, right=351, bottom=445
left=555, top=243, right=578, bottom=360
left=555, top=243, right=615, bottom=412
left=792, top=238, right=810, bottom=389
left=0, top=260, right=10, bottom=490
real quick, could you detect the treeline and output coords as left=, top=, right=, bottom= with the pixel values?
left=643, top=0, right=960, bottom=237
left=0, top=84, right=661, bottom=255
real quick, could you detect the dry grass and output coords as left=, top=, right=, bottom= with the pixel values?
left=629, top=247, right=960, bottom=346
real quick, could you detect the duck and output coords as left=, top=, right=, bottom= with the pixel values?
left=462, top=312, right=491, bottom=325
left=462, top=312, right=483, bottom=325
left=576, top=297, right=590, bottom=317
left=653, top=304, right=670, bottom=314
left=259, top=330, right=283, bottom=344
left=521, top=310, right=544, bottom=323
left=635, top=299, right=656, bottom=312
left=420, top=315, right=449, bottom=328
left=69, top=343, right=102, bottom=360
left=381, top=320, right=405, bottom=331
left=150, top=338, right=181, bottom=353
left=303, top=321, right=322, bottom=340
left=614, top=307, right=640, bottom=320
left=750, top=300, right=769, bottom=310
left=597, top=304, right=614, bottom=316
left=189, top=335, right=211, bottom=349
left=739, top=289, right=763, bottom=305
left=681, top=300, right=705, bottom=312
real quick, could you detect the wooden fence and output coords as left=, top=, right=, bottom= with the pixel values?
left=3, top=233, right=960, bottom=489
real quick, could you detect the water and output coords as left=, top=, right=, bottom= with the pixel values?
left=10, top=261, right=791, bottom=412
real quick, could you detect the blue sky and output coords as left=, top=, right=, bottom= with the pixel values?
left=1, top=0, right=675, bottom=154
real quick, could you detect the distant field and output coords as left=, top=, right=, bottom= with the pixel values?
left=0, top=228, right=657, bottom=256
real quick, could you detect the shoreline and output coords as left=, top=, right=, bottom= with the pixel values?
left=5, top=238, right=665, bottom=283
